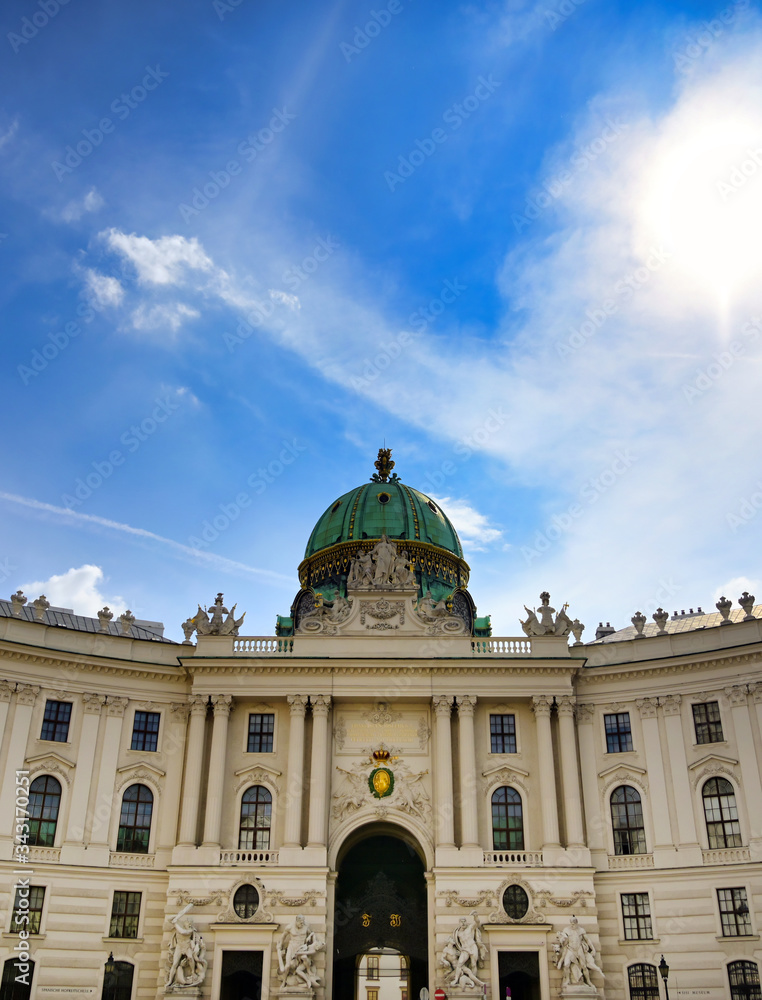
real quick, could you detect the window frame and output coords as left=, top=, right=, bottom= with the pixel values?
left=717, top=887, right=753, bottom=937
left=628, top=963, right=660, bottom=1000
left=621, top=891, right=654, bottom=941
left=238, top=784, right=273, bottom=850
left=40, top=700, right=72, bottom=743
left=489, top=713, right=518, bottom=754
left=246, top=712, right=275, bottom=754
left=28, top=774, right=62, bottom=848
left=129, top=711, right=161, bottom=753
left=108, top=890, right=142, bottom=940
left=10, top=885, right=46, bottom=936
left=610, top=785, right=648, bottom=856
left=115, top=783, right=154, bottom=855
left=728, top=961, right=761, bottom=1000
left=692, top=701, right=724, bottom=745
left=491, top=785, right=525, bottom=851
left=604, top=711, right=634, bottom=753
left=702, top=777, right=743, bottom=849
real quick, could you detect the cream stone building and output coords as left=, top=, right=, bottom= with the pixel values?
left=0, top=451, right=760, bottom=1000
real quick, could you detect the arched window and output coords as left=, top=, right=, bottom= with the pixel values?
left=239, top=786, right=272, bottom=850
left=102, top=961, right=134, bottom=1000
left=491, top=786, right=524, bottom=851
left=0, top=958, right=34, bottom=1000
left=28, top=776, right=62, bottom=847
left=728, top=961, right=761, bottom=1000
left=703, top=777, right=742, bottom=848
left=628, top=964, right=660, bottom=1000
left=611, top=785, right=647, bottom=855
left=116, top=784, right=153, bottom=854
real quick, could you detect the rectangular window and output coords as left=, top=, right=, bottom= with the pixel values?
left=247, top=713, right=274, bottom=753
left=130, top=711, right=161, bottom=752
left=490, top=714, right=517, bottom=754
left=367, top=991, right=378, bottom=1000
left=11, top=885, right=45, bottom=935
left=41, top=700, right=72, bottom=742
left=366, top=955, right=379, bottom=980
left=622, top=893, right=653, bottom=940
left=605, top=712, right=633, bottom=753
left=693, top=701, right=724, bottom=744
left=109, top=890, right=142, bottom=939
left=718, top=888, right=752, bottom=937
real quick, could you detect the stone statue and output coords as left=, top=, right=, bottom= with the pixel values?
left=555, top=916, right=603, bottom=989
left=347, top=549, right=373, bottom=587
left=298, top=593, right=353, bottom=633
left=193, top=593, right=246, bottom=637
left=521, top=592, right=574, bottom=637
left=391, top=549, right=416, bottom=587
left=347, top=537, right=415, bottom=590
left=417, top=590, right=450, bottom=621
left=372, top=534, right=397, bottom=586
left=277, top=914, right=324, bottom=989
left=165, top=904, right=207, bottom=989
left=441, top=913, right=486, bottom=989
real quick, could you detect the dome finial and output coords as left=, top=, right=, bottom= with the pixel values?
left=371, top=447, right=399, bottom=483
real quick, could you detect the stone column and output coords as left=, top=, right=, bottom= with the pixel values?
left=556, top=695, right=585, bottom=848
left=202, top=694, right=233, bottom=847
left=0, top=684, right=39, bottom=838
left=283, top=695, right=308, bottom=848
left=725, top=685, right=762, bottom=844
left=433, top=695, right=455, bottom=848
left=0, top=681, right=12, bottom=751
left=636, top=697, right=673, bottom=851
left=576, top=704, right=605, bottom=851
left=532, top=695, right=560, bottom=849
left=307, top=695, right=332, bottom=847
left=89, top=696, right=129, bottom=847
left=661, top=695, right=700, bottom=850
left=456, top=695, right=480, bottom=849
left=64, top=693, right=105, bottom=844
left=177, top=695, right=208, bottom=846
left=157, top=702, right=190, bottom=848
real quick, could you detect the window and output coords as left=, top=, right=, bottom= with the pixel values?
left=628, top=964, right=660, bottom=1000
left=233, top=884, right=260, bottom=919
left=28, top=775, right=61, bottom=847
left=622, top=893, right=653, bottom=940
left=239, top=785, right=272, bottom=849
left=502, top=884, right=529, bottom=920
left=693, top=701, right=724, bottom=744
left=367, top=991, right=379, bottom=1000
left=116, top=784, right=153, bottom=854
left=247, top=713, right=274, bottom=753
left=491, top=786, right=524, bottom=851
left=718, top=888, right=752, bottom=937
left=728, top=962, right=761, bottom=1000
left=703, top=777, right=742, bottom=848
left=1, top=958, right=34, bottom=1000
left=40, top=700, right=72, bottom=742
left=130, top=711, right=160, bottom=752
left=11, top=886, right=45, bottom=935
left=611, top=785, right=647, bottom=855
left=102, top=961, right=134, bottom=1000
left=109, top=891, right=141, bottom=939
left=366, top=955, right=379, bottom=980
left=490, top=714, right=517, bottom=754
left=604, top=712, right=633, bottom=752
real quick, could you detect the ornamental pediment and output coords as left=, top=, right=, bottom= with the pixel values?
left=688, top=752, right=739, bottom=770
left=115, top=761, right=166, bottom=792
left=234, top=763, right=282, bottom=793
left=26, top=750, right=75, bottom=771
left=482, top=763, right=530, bottom=780
left=597, top=762, right=647, bottom=780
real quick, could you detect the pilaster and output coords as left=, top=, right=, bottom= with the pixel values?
left=433, top=695, right=455, bottom=854
left=202, top=694, right=233, bottom=847
left=60, top=693, right=105, bottom=863
left=0, top=684, right=39, bottom=840
left=636, top=697, right=676, bottom=863
left=661, top=694, right=702, bottom=863
left=456, top=695, right=480, bottom=853
left=307, top=694, right=332, bottom=853
left=532, top=695, right=560, bottom=852
left=87, top=695, right=128, bottom=862
left=176, top=695, right=209, bottom=848
left=556, top=695, right=587, bottom=856
left=283, top=694, right=308, bottom=851
left=725, top=685, right=762, bottom=850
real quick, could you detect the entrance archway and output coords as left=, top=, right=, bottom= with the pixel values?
left=333, top=833, right=428, bottom=1000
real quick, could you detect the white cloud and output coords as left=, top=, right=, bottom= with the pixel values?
left=84, top=268, right=124, bottom=308
left=431, top=496, right=503, bottom=550
left=131, top=301, right=200, bottom=333
left=19, top=564, right=126, bottom=619
left=270, top=289, right=301, bottom=310
left=61, top=187, right=104, bottom=222
left=712, top=577, right=761, bottom=604
left=101, top=229, right=214, bottom=285
left=0, top=117, right=19, bottom=151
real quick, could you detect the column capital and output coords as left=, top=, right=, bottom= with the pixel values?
left=556, top=695, right=576, bottom=717
left=433, top=695, right=453, bottom=716
left=16, top=684, right=40, bottom=707
left=0, top=680, right=13, bottom=703
left=532, top=695, right=553, bottom=717
left=749, top=682, right=762, bottom=704
left=636, top=697, right=658, bottom=719
left=106, top=696, right=129, bottom=717
left=311, top=694, right=332, bottom=717
left=576, top=703, right=595, bottom=724
left=170, top=701, right=190, bottom=722
left=725, top=685, right=749, bottom=707
left=212, top=694, right=233, bottom=716
left=82, top=693, right=106, bottom=715
left=188, top=694, right=209, bottom=716
left=288, top=694, right=308, bottom=716
left=456, top=694, right=477, bottom=716
left=662, top=694, right=682, bottom=716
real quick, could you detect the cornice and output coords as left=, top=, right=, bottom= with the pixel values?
left=0, top=642, right=186, bottom=682
left=576, top=647, right=762, bottom=685
left=182, top=660, right=579, bottom=676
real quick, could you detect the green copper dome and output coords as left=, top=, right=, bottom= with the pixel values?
left=305, top=480, right=463, bottom=559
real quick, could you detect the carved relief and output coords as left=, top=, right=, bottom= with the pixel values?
left=636, top=697, right=658, bottom=719
left=487, top=877, right=546, bottom=925
left=360, top=599, right=405, bottom=630
left=216, top=875, right=274, bottom=923
left=268, top=889, right=322, bottom=908
left=234, top=765, right=281, bottom=795
left=439, top=889, right=496, bottom=908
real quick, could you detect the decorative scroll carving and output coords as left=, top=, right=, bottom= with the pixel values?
left=536, top=890, right=594, bottom=909
left=438, top=889, right=496, bottom=908
left=216, top=875, right=274, bottom=923
left=636, top=697, right=658, bottom=719
left=172, top=889, right=228, bottom=908
left=268, top=889, right=321, bottom=908
left=662, top=694, right=682, bottom=716
left=360, top=598, right=405, bottom=630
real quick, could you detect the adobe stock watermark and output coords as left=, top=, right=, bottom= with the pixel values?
left=51, top=66, right=169, bottom=180
left=384, top=75, right=500, bottom=192
left=726, top=481, right=762, bottom=533
left=7, top=0, right=71, bottom=54
left=544, top=0, right=591, bottom=32
left=17, top=291, right=115, bottom=385
left=420, top=406, right=509, bottom=494
left=60, top=393, right=186, bottom=509
left=213, top=0, right=250, bottom=19
left=187, top=439, right=306, bottom=550
left=555, top=246, right=672, bottom=356
left=672, top=0, right=749, bottom=73
left=339, top=0, right=410, bottom=62
left=521, top=450, right=637, bottom=563
left=682, top=316, right=760, bottom=402
left=178, top=108, right=296, bottom=222
left=715, top=146, right=762, bottom=201
left=512, top=118, right=628, bottom=234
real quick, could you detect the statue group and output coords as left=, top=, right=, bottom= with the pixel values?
left=347, top=535, right=417, bottom=589
left=554, top=916, right=604, bottom=991
left=277, top=914, right=325, bottom=992
left=440, top=911, right=487, bottom=990
left=165, top=905, right=207, bottom=991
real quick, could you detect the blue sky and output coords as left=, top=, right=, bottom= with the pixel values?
left=2, top=0, right=761, bottom=641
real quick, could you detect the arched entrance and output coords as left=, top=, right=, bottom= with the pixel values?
left=333, top=833, right=428, bottom=1000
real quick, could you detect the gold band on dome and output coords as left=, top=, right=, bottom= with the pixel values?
left=297, top=538, right=470, bottom=591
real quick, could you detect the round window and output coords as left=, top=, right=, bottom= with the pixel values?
left=331, top=500, right=342, bottom=513
left=233, top=884, right=260, bottom=919
left=502, top=884, right=529, bottom=920
left=377, top=492, right=391, bottom=505
left=427, top=500, right=438, bottom=513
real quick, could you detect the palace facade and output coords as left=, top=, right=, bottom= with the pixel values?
left=0, top=452, right=760, bottom=1000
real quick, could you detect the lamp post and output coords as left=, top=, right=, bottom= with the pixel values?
left=659, top=955, right=670, bottom=1000
left=104, top=953, right=116, bottom=1000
